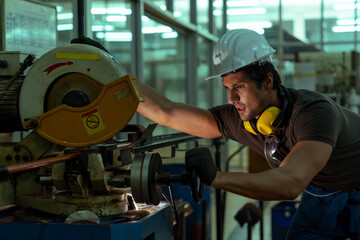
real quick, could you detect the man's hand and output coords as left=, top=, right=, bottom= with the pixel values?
left=71, top=35, right=110, bottom=54
left=185, top=147, right=219, bottom=186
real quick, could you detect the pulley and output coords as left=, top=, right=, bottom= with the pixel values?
left=129, top=152, right=203, bottom=205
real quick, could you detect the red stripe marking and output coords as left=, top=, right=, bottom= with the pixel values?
left=43, top=61, right=74, bottom=75
left=81, top=109, right=98, bottom=118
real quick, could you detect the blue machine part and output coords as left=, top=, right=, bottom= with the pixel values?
left=0, top=203, right=174, bottom=240
left=163, top=163, right=211, bottom=240
left=271, top=201, right=299, bottom=240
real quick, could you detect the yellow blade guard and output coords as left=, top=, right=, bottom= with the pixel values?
left=24, top=75, right=141, bottom=147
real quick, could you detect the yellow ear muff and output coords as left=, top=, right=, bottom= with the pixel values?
left=243, top=106, right=282, bottom=135
left=243, top=120, right=258, bottom=135
left=257, top=106, right=281, bottom=135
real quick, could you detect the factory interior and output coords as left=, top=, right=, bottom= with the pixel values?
left=0, top=0, right=359, bottom=239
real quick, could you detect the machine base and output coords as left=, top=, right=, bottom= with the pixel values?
left=0, top=203, right=174, bottom=240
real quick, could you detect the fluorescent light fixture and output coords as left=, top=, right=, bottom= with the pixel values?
left=92, top=25, right=115, bottom=31
left=56, top=6, right=63, bottom=13
left=173, top=11, right=182, bottom=17
left=57, top=24, right=73, bottom=31
left=213, top=0, right=222, bottom=8
left=107, top=7, right=132, bottom=15
left=142, top=26, right=172, bottom=34
left=213, top=10, right=222, bottom=16
left=106, top=15, right=126, bottom=22
left=91, top=7, right=107, bottom=14
left=161, top=32, right=178, bottom=39
left=333, top=3, right=360, bottom=10
left=91, top=7, right=132, bottom=15
left=227, top=8, right=266, bottom=15
left=96, top=32, right=132, bottom=42
left=332, top=25, right=360, bottom=32
left=227, top=21, right=272, bottom=30
left=337, top=19, right=360, bottom=25
left=142, top=16, right=150, bottom=22
left=227, top=0, right=260, bottom=7
left=57, top=13, right=73, bottom=20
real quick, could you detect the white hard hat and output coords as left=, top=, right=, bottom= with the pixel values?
left=205, top=29, right=276, bottom=80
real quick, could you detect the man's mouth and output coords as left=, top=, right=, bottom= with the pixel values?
left=236, top=106, right=246, bottom=114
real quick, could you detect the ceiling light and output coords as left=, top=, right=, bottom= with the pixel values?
left=56, top=6, right=63, bottom=13
left=213, top=10, right=222, bottom=16
left=161, top=32, right=178, bottom=39
left=332, top=26, right=360, bottom=32
left=92, top=25, right=115, bottom=31
left=142, top=16, right=150, bottom=21
left=96, top=32, right=132, bottom=42
left=107, top=8, right=132, bottom=15
left=213, top=0, right=222, bottom=8
left=106, top=15, right=127, bottom=22
left=91, top=7, right=107, bottom=14
left=173, top=11, right=182, bottom=17
left=57, top=13, right=73, bottom=20
left=337, top=19, right=360, bottom=25
left=57, top=24, right=73, bottom=31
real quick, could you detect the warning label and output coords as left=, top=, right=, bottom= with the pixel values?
left=81, top=109, right=106, bottom=136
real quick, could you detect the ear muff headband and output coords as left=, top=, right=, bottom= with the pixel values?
left=243, top=87, right=288, bottom=135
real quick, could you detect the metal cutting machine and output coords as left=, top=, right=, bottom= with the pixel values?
left=0, top=44, right=202, bottom=240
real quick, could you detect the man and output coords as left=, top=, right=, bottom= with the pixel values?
left=137, top=29, right=360, bottom=239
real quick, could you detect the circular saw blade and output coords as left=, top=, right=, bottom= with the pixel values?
left=45, top=72, right=103, bottom=111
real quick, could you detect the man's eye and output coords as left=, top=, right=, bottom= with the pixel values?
left=235, top=84, right=244, bottom=89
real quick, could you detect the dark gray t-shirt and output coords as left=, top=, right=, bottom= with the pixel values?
left=209, top=87, right=360, bottom=191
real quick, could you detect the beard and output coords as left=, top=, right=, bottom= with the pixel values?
left=236, top=102, right=267, bottom=122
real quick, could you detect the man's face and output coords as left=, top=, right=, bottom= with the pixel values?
left=222, top=71, right=268, bottom=121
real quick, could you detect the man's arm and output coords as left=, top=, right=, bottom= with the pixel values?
left=211, top=140, right=332, bottom=200
left=136, top=81, right=222, bottom=139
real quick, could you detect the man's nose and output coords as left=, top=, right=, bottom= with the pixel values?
left=228, top=89, right=239, bottom=104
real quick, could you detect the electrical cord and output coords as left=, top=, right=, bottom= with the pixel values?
left=162, top=185, right=180, bottom=236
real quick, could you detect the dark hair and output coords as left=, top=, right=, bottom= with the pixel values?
left=242, top=61, right=281, bottom=90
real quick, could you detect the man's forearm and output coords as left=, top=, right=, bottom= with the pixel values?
left=212, top=170, right=302, bottom=201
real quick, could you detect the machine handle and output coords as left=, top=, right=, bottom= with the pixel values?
left=188, top=171, right=203, bottom=204
left=0, top=54, right=35, bottom=100
left=157, top=171, right=204, bottom=203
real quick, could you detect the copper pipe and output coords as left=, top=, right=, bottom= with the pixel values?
left=6, top=152, right=79, bottom=174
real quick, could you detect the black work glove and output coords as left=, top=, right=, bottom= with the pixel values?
left=71, top=35, right=110, bottom=54
left=185, top=147, right=219, bottom=186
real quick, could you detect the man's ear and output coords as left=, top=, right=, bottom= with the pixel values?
left=263, top=72, right=273, bottom=89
